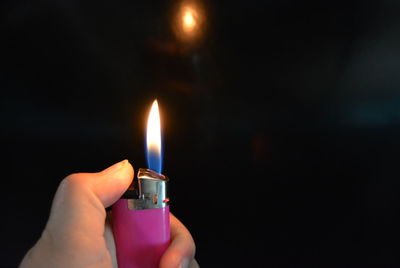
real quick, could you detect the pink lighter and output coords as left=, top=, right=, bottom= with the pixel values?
left=112, top=168, right=170, bottom=268
left=112, top=100, right=170, bottom=268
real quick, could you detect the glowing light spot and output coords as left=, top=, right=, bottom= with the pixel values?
left=173, top=1, right=205, bottom=43
left=182, top=8, right=196, bottom=32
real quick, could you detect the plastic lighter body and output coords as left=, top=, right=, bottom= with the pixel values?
left=112, top=168, right=170, bottom=268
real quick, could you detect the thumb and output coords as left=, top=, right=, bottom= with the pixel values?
left=46, top=159, right=134, bottom=243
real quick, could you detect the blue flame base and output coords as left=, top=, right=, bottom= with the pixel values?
left=146, top=150, right=162, bottom=174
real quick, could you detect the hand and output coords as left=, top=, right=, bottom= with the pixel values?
left=20, top=160, right=199, bottom=268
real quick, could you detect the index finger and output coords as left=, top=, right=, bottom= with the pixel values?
left=159, top=213, right=198, bottom=268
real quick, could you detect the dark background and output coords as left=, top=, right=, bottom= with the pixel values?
left=2, top=0, right=400, bottom=267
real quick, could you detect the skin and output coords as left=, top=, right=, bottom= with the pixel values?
left=20, top=160, right=199, bottom=268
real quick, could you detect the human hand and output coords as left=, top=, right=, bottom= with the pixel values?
left=20, top=160, right=198, bottom=268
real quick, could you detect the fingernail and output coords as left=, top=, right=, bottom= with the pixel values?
left=102, top=160, right=128, bottom=174
left=179, top=258, right=190, bottom=268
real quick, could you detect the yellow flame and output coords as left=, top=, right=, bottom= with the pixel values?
left=146, top=100, right=161, bottom=155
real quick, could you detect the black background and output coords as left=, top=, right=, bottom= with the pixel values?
left=2, top=0, right=400, bottom=267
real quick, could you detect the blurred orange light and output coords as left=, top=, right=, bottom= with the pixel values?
left=182, top=7, right=197, bottom=33
left=173, top=1, right=205, bottom=43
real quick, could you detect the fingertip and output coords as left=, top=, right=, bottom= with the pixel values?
left=95, top=160, right=134, bottom=207
left=100, top=159, right=133, bottom=177
left=115, top=159, right=134, bottom=183
left=125, top=160, right=134, bottom=177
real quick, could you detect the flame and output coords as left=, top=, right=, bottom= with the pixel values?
left=146, top=100, right=162, bottom=173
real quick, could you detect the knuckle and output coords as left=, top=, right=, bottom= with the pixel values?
left=59, top=173, right=86, bottom=194
left=64, top=173, right=81, bottom=183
